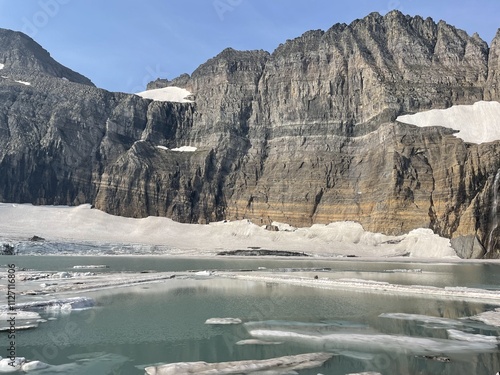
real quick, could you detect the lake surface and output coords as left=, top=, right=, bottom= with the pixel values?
left=5, top=256, right=500, bottom=374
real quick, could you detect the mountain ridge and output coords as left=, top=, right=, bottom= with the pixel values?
left=1, top=10, right=500, bottom=258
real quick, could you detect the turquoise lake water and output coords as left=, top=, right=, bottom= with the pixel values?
left=4, top=256, right=500, bottom=374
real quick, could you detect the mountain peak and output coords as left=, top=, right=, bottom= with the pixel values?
left=0, top=28, right=94, bottom=86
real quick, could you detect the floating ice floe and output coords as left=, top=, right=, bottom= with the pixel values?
left=446, top=329, right=499, bottom=344
left=11, top=297, right=94, bottom=312
left=469, top=308, right=500, bottom=327
left=384, top=268, right=422, bottom=273
left=228, top=274, right=500, bottom=305
left=397, top=101, right=500, bottom=144
left=144, top=352, right=333, bottom=375
left=0, top=311, right=43, bottom=332
left=21, top=360, right=50, bottom=371
left=194, top=270, right=212, bottom=276
left=236, top=339, right=283, bottom=345
left=246, top=328, right=498, bottom=355
left=72, top=265, right=109, bottom=269
left=379, top=313, right=463, bottom=327
left=135, top=86, right=194, bottom=103
left=0, top=63, right=4, bottom=70
left=205, top=317, right=242, bottom=325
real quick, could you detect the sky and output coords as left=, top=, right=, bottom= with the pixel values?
left=0, top=0, right=499, bottom=93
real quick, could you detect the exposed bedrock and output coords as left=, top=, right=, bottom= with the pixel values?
left=2, top=13, right=500, bottom=257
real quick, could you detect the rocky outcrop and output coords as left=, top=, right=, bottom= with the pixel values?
left=1, top=11, right=500, bottom=258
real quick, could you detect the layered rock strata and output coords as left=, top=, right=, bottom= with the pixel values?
left=2, top=12, right=500, bottom=257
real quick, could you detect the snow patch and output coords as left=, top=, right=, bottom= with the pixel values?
left=156, top=145, right=197, bottom=152
left=136, top=86, right=194, bottom=103
left=171, top=146, right=197, bottom=152
left=14, top=80, right=31, bottom=86
left=397, top=101, right=500, bottom=144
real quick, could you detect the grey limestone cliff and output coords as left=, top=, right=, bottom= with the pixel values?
left=1, top=12, right=500, bottom=257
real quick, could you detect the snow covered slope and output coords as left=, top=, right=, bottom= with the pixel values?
left=135, top=86, right=193, bottom=103
left=396, top=101, right=500, bottom=144
left=0, top=204, right=458, bottom=258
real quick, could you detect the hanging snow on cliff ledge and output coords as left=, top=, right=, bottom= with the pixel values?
left=135, top=86, right=193, bottom=103
left=397, top=101, right=500, bottom=144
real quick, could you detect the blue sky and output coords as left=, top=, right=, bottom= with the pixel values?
left=0, top=0, right=499, bottom=93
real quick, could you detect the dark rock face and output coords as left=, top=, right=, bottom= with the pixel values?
left=1, top=12, right=500, bottom=258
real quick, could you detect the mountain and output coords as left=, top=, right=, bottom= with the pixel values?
left=1, top=11, right=500, bottom=258
left=0, top=29, right=94, bottom=86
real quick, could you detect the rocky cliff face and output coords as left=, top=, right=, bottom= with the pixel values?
left=1, top=11, right=500, bottom=258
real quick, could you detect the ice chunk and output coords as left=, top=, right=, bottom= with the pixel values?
left=236, top=339, right=282, bottom=345
left=379, top=313, right=462, bottom=327
left=0, top=63, right=4, bottom=70
left=21, top=360, right=49, bottom=371
left=205, top=317, right=242, bottom=325
left=0, top=311, right=41, bottom=320
left=247, top=329, right=498, bottom=355
left=12, top=297, right=94, bottom=312
left=447, top=329, right=498, bottom=344
left=194, top=270, right=212, bottom=276
left=52, top=271, right=72, bottom=278
left=144, top=353, right=333, bottom=374
left=0, top=357, right=25, bottom=372
left=469, top=308, right=500, bottom=327
left=0, top=311, right=42, bottom=331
